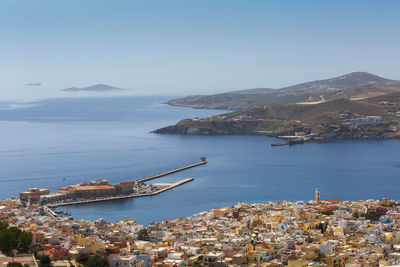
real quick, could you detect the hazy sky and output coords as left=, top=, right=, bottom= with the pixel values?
left=1, top=0, right=400, bottom=99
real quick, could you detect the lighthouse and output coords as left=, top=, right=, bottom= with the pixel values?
left=315, top=188, right=320, bottom=202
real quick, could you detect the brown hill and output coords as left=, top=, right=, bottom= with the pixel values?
left=166, top=72, right=400, bottom=110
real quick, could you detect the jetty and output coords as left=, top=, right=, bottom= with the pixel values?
left=135, top=157, right=207, bottom=183
left=46, top=178, right=194, bottom=208
left=43, top=206, right=57, bottom=219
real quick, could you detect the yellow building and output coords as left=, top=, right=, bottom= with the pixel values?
left=288, top=260, right=310, bottom=267
left=232, top=253, right=247, bottom=265
left=325, top=254, right=348, bottom=267
left=247, top=251, right=263, bottom=265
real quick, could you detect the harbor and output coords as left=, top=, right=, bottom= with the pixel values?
left=19, top=158, right=207, bottom=214
left=46, top=178, right=194, bottom=208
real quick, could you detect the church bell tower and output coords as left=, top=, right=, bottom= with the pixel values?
left=315, top=188, right=320, bottom=202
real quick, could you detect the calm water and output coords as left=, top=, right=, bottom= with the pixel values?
left=0, top=96, right=400, bottom=224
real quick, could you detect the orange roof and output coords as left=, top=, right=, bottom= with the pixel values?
left=71, top=185, right=115, bottom=191
left=323, top=199, right=340, bottom=204
left=118, top=182, right=133, bottom=186
left=59, top=186, right=74, bottom=191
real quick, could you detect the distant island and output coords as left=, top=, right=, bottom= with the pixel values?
left=26, top=82, right=42, bottom=86
left=62, top=84, right=125, bottom=92
left=155, top=72, right=400, bottom=140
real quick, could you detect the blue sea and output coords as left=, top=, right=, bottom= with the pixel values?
left=0, top=96, right=399, bottom=224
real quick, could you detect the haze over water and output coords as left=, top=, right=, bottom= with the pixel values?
left=0, top=96, right=399, bottom=224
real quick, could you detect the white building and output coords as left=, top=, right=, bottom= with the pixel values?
left=163, top=252, right=186, bottom=266
left=319, top=240, right=339, bottom=255
left=108, top=254, right=137, bottom=267
left=350, top=116, right=382, bottom=125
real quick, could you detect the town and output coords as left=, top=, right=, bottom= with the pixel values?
left=1, top=189, right=400, bottom=267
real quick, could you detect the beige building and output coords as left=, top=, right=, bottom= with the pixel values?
left=19, top=188, right=50, bottom=204
left=203, top=251, right=224, bottom=266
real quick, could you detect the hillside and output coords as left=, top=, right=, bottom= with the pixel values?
left=62, top=84, right=125, bottom=92
left=155, top=97, right=400, bottom=140
left=166, top=92, right=314, bottom=110
left=228, top=88, right=275, bottom=94
left=166, top=72, right=400, bottom=110
left=280, top=72, right=399, bottom=92
left=365, top=91, right=400, bottom=103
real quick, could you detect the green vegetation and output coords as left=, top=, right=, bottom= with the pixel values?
left=137, top=228, right=151, bottom=241
left=380, top=202, right=398, bottom=207
left=363, top=212, right=381, bottom=222
left=360, top=207, right=388, bottom=222
left=38, top=255, right=51, bottom=267
left=0, top=220, right=8, bottom=231
left=77, top=254, right=108, bottom=267
left=0, top=221, right=32, bottom=256
left=314, top=250, right=325, bottom=262
left=7, top=262, right=29, bottom=267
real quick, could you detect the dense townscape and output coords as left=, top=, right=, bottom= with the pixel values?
left=1, top=190, right=400, bottom=267
left=2, top=1, right=400, bottom=267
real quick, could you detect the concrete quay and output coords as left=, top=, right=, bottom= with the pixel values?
left=135, top=158, right=206, bottom=183
left=150, top=177, right=194, bottom=195
left=46, top=178, right=194, bottom=208
left=43, top=206, right=57, bottom=219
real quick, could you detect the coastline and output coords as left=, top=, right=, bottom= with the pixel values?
left=156, top=99, right=400, bottom=141
left=1, top=96, right=400, bottom=225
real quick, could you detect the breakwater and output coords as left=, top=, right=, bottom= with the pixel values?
left=43, top=206, right=57, bottom=218
left=135, top=158, right=207, bottom=183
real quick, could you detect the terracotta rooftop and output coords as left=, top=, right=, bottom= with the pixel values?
left=118, top=182, right=133, bottom=186
left=323, top=199, right=340, bottom=204
left=70, top=185, right=115, bottom=191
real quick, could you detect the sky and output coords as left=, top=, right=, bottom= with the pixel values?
left=1, top=0, right=400, bottom=99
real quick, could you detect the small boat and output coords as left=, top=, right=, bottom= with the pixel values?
left=271, top=142, right=289, bottom=146
left=289, top=139, right=304, bottom=145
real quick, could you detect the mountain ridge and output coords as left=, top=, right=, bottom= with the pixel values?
left=279, top=72, right=399, bottom=92
left=166, top=72, right=400, bottom=110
